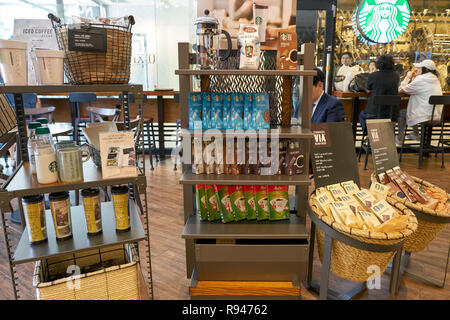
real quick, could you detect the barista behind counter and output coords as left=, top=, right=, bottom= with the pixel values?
left=294, top=67, right=345, bottom=123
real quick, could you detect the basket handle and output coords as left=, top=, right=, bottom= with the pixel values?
left=48, top=13, right=61, bottom=24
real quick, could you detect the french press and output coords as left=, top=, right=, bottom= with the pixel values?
left=194, top=9, right=232, bottom=69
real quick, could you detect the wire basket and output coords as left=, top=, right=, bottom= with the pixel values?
left=371, top=174, right=450, bottom=253
left=309, top=193, right=418, bottom=282
left=48, top=14, right=134, bottom=85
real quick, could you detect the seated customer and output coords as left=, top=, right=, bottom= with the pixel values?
left=294, top=67, right=345, bottom=123
left=396, top=59, right=443, bottom=145
left=359, top=54, right=399, bottom=136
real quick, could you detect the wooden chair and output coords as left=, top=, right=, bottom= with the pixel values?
left=24, top=106, right=55, bottom=123
left=86, top=106, right=121, bottom=122
left=399, top=95, right=450, bottom=169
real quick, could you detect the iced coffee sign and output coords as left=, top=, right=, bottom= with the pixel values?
left=357, top=0, right=410, bottom=44
left=311, top=122, right=360, bottom=188
left=366, top=119, right=399, bottom=174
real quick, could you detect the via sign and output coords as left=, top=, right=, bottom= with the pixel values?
left=356, top=0, right=411, bottom=44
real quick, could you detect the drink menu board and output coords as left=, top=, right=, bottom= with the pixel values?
left=366, top=119, right=399, bottom=174
left=311, top=122, right=360, bottom=188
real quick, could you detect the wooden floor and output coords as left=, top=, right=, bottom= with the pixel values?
left=0, top=152, right=449, bottom=300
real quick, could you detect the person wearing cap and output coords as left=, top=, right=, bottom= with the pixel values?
left=396, top=59, right=443, bottom=145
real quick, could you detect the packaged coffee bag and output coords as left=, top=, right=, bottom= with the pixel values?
left=205, top=185, right=220, bottom=221
left=253, top=93, right=270, bottom=130
left=214, top=185, right=235, bottom=223
left=230, top=93, right=244, bottom=130
left=254, top=185, right=269, bottom=220
left=202, top=92, right=212, bottom=129
left=238, top=24, right=261, bottom=70
left=192, top=138, right=205, bottom=174
left=285, top=140, right=304, bottom=175
left=195, top=184, right=208, bottom=221
left=244, top=185, right=257, bottom=220
left=211, top=92, right=223, bottom=129
left=267, top=185, right=290, bottom=221
left=189, top=92, right=202, bottom=130
left=223, top=93, right=232, bottom=130
left=243, top=93, right=253, bottom=130
left=228, top=185, right=247, bottom=221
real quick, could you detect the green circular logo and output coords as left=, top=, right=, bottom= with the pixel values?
left=48, top=161, right=57, bottom=173
left=357, top=0, right=410, bottom=44
left=280, top=33, right=287, bottom=41
left=255, top=16, right=263, bottom=25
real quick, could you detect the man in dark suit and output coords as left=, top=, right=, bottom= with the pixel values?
left=294, top=67, right=345, bottom=123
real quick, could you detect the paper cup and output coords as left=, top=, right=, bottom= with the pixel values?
left=0, top=40, right=28, bottom=85
left=34, top=49, right=65, bottom=85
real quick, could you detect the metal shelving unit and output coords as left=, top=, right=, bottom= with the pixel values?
left=176, top=42, right=316, bottom=299
left=0, top=84, right=153, bottom=300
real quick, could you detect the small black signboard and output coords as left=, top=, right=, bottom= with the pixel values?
left=311, top=122, right=360, bottom=188
left=366, top=119, right=399, bottom=174
left=68, top=24, right=107, bottom=53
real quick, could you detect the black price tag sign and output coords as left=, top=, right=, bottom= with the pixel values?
left=311, top=122, right=360, bottom=188
left=366, top=119, right=399, bottom=174
left=67, top=24, right=107, bottom=53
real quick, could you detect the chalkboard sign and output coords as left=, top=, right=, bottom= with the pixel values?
left=311, top=122, right=360, bottom=188
left=366, top=119, right=399, bottom=174
left=68, top=25, right=107, bottom=53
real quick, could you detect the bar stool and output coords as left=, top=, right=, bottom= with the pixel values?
left=69, top=93, right=97, bottom=144
left=119, top=93, right=159, bottom=170
left=358, top=95, right=401, bottom=170
left=399, top=95, right=450, bottom=169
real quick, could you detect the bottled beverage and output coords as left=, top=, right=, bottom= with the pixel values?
left=27, top=122, right=41, bottom=174
left=34, top=127, right=58, bottom=184
left=35, top=117, right=49, bottom=128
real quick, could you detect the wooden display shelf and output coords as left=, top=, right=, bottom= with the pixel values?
left=182, top=214, right=308, bottom=239
left=175, top=69, right=316, bottom=77
left=3, top=161, right=144, bottom=197
left=13, top=201, right=145, bottom=265
left=180, top=172, right=311, bottom=186
left=184, top=126, right=314, bottom=139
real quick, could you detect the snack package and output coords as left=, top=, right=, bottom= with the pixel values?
left=342, top=183, right=360, bottom=195
left=215, top=138, right=225, bottom=174
left=316, top=187, right=327, bottom=196
left=228, top=185, right=247, bottom=221
left=253, top=93, right=270, bottom=130
left=314, top=191, right=334, bottom=219
left=267, top=185, right=290, bottom=221
left=258, top=140, right=272, bottom=174
left=204, top=140, right=216, bottom=174
left=243, top=93, right=253, bottom=130
left=230, top=93, right=244, bottom=130
left=254, top=185, right=269, bottom=220
left=238, top=24, right=261, bottom=70
left=357, top=210, right=381, bottom=228
left=222, top=93, right=232, bottom=129
left=386, top=169, right=416, bottom=203
left=202, top=92, right=212, bottom=129
left=386, top=181, right=406, bottom=199
left=337, top=194, right=362, bottom=215
left=205, top=185, right=220, bottom=221
left=195, top=184, right=208, bottom=221
left=371, top=199, right=397, bottom=223
left=214, top=185, right=235, bottom=223
left=377, top=172, right=389, bottom=184
left=277, top=29, right=298, bottom=70
left=394, top=168, right=430, bottom=204
left=225, top=138, right=234, bottom=174
left=330, top=201, right=360, bottom=227
left=354, top=189, right=377, bottom=211
left=189, top=92, right=202, bottom=130
left=328, top=185, right=346, bottom=201
left=285, top=140, right=304, bottom=175
left=277, top=139, right=287, bottom=175
left=211, top=93, right=223, bottom=129
left=192, top=138, right=205, bottom=174
left=231, top=139, right=243, bottom=175
left=244, top=185, right=257, bottom=220
left=369, top=182, right=389, bottom=202
left=372, top=215, right=409, bottom=233
left=243, top=138, right=258, bottom=174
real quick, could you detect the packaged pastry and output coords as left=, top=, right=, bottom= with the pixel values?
left=238, top=24, right=261, bottom=70
left=267, top=185, right=290, bottom=221
left=214, top=185, right=235, bottom=223
left=369, top=182, right=389, bottom=202
left=195, top=184, right=208, bottom=221
left=204, top=140, right=216, bottom=174
left=371, top=199, right=397, bottom=223
left=357, top=210, right=381, bottom=228
left=354, top=189, right=377, bottom=211
left=211, top=92, right=223, bottom=129
left=202, top=92, right=212, bottom=129
left=254, top=185, right=269, bottom=220
left=188, top=92, right=202, bottom=130
left=192, top=138, right=205, bottom=174
left=215, top=138, right=224, bottom=175
left=228, top=185, right=247, bottom=221
left=244, top=185, right=257, bottom=220
left=205, top=185, right=220, bottom=221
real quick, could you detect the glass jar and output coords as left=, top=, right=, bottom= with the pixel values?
left=34, top=127, right=58, bottom=184
left=27, top=121, right=42, bottom=174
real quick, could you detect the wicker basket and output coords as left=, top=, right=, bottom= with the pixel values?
left=49, top=14, right=134, bottom=85
left=376, top=175, right=450, bottom=253
left=309, top=194, right=418, bottom=282
left=33, top=244, right=140, bottom=300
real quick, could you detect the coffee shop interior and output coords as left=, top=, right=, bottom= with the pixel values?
left=0, top=0, right=449, bottom=301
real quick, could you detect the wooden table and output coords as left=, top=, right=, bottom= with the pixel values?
left=48, top=123, right=73, bottom=137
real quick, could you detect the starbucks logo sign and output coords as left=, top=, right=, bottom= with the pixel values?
left=255, top=16, right=263, bottom=25
left=357, top=0, right=410, bottom=44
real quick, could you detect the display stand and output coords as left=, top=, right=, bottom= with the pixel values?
left=176, top=42, right=316, bottom=299
left=0, top=84, right=153, bottom=300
